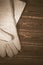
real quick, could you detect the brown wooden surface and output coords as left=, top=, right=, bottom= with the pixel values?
left=0, top=0, right=43, bottom=65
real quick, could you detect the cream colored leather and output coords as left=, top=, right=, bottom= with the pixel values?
left=0, top=0, right=26, bottom=57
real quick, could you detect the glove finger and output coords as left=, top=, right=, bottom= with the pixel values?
left=0, top=40, right=6, bottom=57
left=8, top=41, right=18, bottom=55
left=6, top=43, right=14, bottom=57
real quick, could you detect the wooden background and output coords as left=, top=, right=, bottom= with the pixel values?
left=0, top=0, right=43, bottom=65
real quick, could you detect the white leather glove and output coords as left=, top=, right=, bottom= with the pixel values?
left=14, top=0, right=26, bottom=23
left=0, top=0, right=26, bottom=57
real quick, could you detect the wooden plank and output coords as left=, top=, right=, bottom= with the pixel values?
left=29, top=0, right=43, bottom=6
left=22, top=0, right=43, bottom=17
left=19, top=45, right=43, bottom=56
left=0, top=0, right=43, bottom=65
left=0, top=58, right=43, bottom=65
left=19, top=29, right=43, bottom=42
left=18, top=18, right=43, bottom=30
left=17, top=18, right=43, bottom=44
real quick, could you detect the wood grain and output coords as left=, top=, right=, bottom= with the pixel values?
left=0, top=0, right=43, bottom=65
